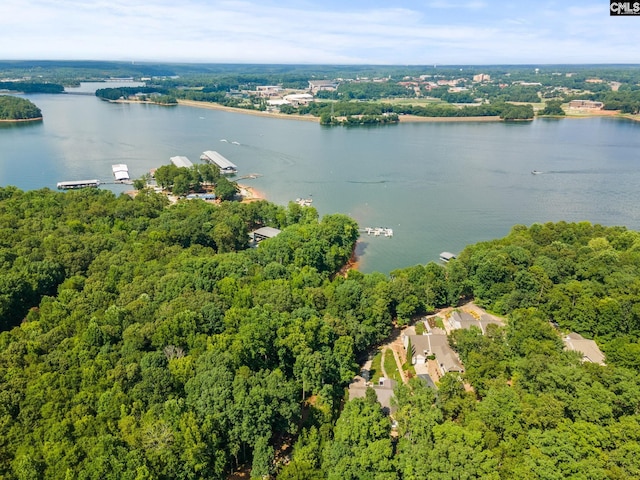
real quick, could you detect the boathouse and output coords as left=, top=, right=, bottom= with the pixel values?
left=170, top=156, right=193, bottom=169
left=439, top=252, right=456, bottom=262
left=112, top=164, right=130, bottom=181
left=57, top=180, right=100, bottom=189
left=201, top=151, right=238, bottom=175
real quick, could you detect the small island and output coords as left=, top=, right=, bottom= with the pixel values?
left=0, top=95, right=43, bottom=122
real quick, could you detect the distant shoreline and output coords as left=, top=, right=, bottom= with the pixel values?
left=160, top=100, right=640, bottom=125
left=178, top=100, right=504, bottom=123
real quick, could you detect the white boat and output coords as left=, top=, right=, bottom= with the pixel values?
left=531, top=170, right=542, bottom=175
left=231, top=141, right=240, bottom=145
left=220, top=139, right=228, bottom=142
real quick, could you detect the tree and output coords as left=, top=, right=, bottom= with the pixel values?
left=539, top=100, right=565, bottom=116
left=215, top=177, right=238, bottom=201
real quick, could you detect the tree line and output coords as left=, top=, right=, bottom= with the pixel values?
left=0, top=82, right=64, bottom=94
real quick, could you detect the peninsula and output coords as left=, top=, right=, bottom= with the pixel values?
left=0, top=95, right=42, bottom=122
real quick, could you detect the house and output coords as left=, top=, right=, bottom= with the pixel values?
left=348, top=376, right=398, bottom=414
left=404, top=334, right=431, bottom=365
left=250, top=226, right=281, bottom=244
left=429, top=331, right=464, bottom=375
left=564, top=333, right=606, bottom=365
left=403, top=330, right=464, bottom=376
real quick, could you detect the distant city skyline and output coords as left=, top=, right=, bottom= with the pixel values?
left=2, top=1, right=639, bottom=65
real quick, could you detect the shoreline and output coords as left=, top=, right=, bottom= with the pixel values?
left=237, top=183, right=266, bottom=203
left=177, top=99, right=320, bottom=122
left=170, top=99, right=639, bottom=125
left=0, top=117, right=43, bottom=123
left=398, top=114, right=502, bottom=123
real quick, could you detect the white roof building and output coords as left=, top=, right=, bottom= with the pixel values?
left=170, top=156, right=193, bottom=169
left=112, top=164, right=130, bottom=181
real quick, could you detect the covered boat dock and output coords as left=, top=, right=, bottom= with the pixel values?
left=201, top=150, right=238, bottom=175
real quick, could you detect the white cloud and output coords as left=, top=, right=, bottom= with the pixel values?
left=1, top=0, right=639, bottom=64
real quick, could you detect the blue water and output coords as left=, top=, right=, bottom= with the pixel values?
left=2, top=92, right=640, bottom=273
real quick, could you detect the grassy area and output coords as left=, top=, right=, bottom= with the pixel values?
left=383, top=349, right=402, bottom=383
left=382, top=97, right=446, bottom=106
left=370, top=351, right=383, bottom=384
left=434, top=316, right=445, bottom=329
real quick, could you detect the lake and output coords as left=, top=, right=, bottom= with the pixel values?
left=2, top=90, right=640, bottom=273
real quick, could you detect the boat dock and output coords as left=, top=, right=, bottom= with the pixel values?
left=57, top=179, right=100, bottom=190
left=295, top=198, right=313, bottom=207
left=439, top=252, right=456, bottom=262
left=112, top=164, right=130, bottom=182
left=170, top=156, right=193, bottom=169
left=362, top=227, right=393, bottom=237
left=201, top=150, right=238, bottom=175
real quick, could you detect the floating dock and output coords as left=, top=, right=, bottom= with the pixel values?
left=170, top=156, right=193, bottom=169
left=112, top=164, right=130, bottom=181
left=201, top=150, right=238, bottom=175
left=295, top=198, right=313, bottom=207
left=57, top=179, right=100, bottom=190
left=363, top=227, right=393, bottom=237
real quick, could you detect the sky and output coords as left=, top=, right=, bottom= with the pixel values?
left=1, top=0, right=639, bottom=65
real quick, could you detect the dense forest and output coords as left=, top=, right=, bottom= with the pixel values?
left=1, top=184, right=640, bottom=478
left=0, top=187, right=399, bottom=479
left=0, top=95, right=42, bottom=120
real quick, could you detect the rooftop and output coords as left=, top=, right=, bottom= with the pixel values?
left=201, top=151, right=238, bottom=170
left=564, top=332, right=606, bottom=365
left=170, top=156, right=193, bottom=169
